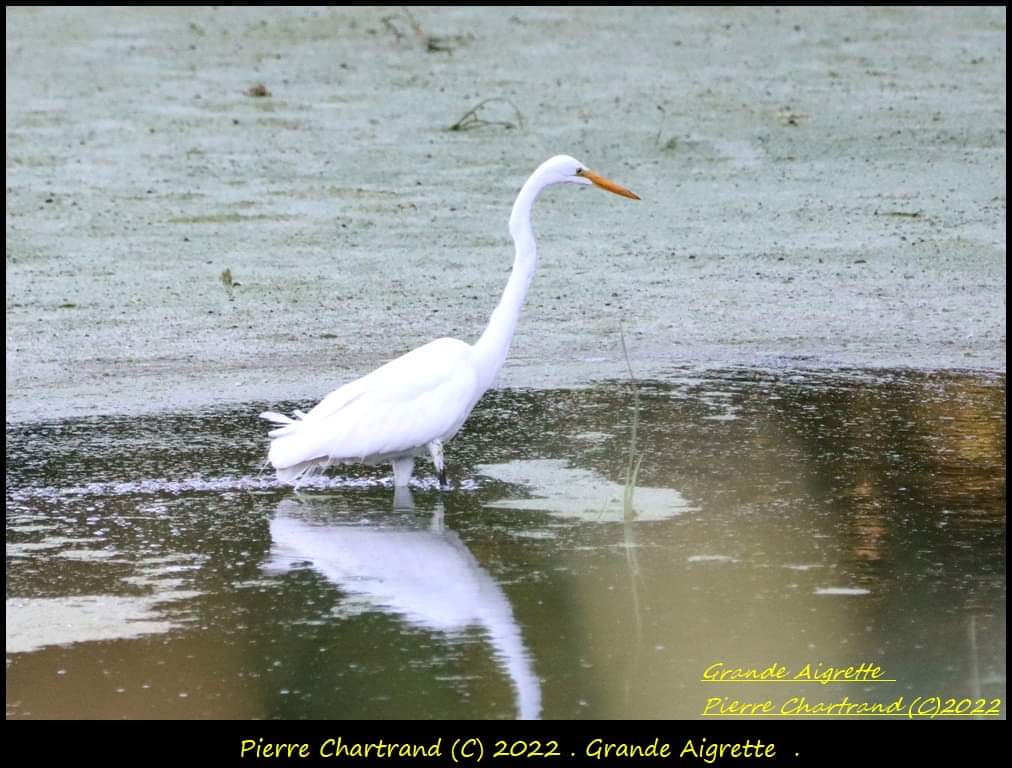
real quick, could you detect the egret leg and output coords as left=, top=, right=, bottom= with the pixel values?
left=428, top=440, right=448, bottom=491
left=391, top=456, right=414, bottom=487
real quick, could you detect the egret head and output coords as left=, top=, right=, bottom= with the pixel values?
left=538, top=154, right=640, bottom=200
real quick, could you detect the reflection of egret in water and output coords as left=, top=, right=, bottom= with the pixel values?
left=266, top=492, right=541, bottom=720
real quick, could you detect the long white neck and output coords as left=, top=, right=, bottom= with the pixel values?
left=471, top=170, right=548, bottom=392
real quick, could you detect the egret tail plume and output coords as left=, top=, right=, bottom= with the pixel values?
left=261, top=411, right=295, bottom=425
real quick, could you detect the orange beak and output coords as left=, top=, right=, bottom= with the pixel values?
left=578, top=169, right=640, bottom=200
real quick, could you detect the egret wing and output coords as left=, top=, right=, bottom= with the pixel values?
left=302, top=338, right=469, bottom=423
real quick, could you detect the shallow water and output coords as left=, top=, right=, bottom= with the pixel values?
left=5, top=369, right=1006, bottom=719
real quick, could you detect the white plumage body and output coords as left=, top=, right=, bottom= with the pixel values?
left=263, top=338, right=479, bottom=483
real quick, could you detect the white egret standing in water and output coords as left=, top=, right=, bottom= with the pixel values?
left=261, top=155, right=639, bottom=487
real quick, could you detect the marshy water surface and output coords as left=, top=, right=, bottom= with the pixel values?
left=5, top=369, right=1005, bottom=719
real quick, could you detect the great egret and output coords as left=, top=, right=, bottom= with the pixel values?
left=261, top=154, right=639, bottom=488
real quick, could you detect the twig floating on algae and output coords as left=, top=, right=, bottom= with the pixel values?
left=382, top=8, right=464, bottom=53
left=449, top=98, right=525, bottom=132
